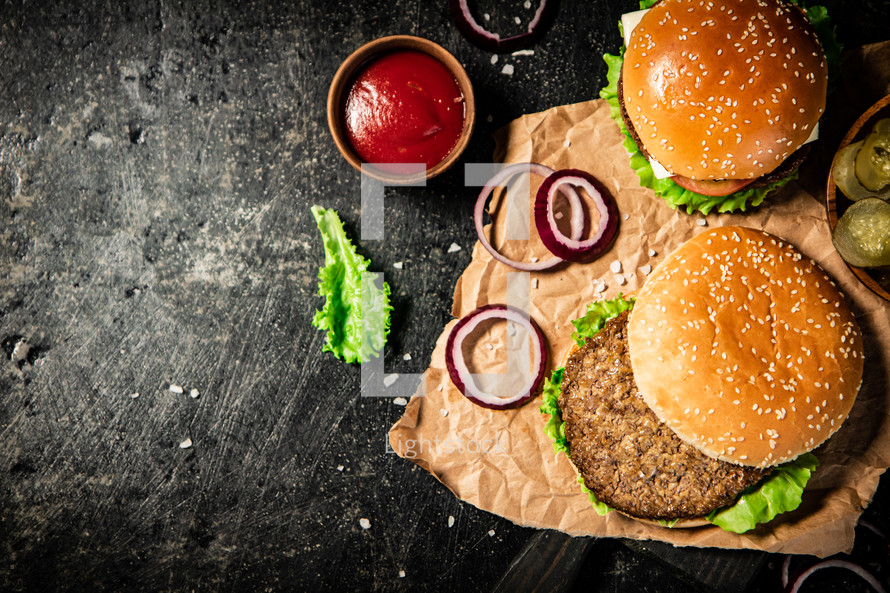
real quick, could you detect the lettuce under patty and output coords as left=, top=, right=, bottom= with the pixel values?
left=599, top=1, right=841, bottom=215
left=539, top=296, right=818, bottom=533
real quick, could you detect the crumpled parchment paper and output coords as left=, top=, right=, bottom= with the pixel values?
left=388, top=45, right=890, bottom=557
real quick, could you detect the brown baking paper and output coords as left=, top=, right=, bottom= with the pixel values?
left=388, top=58, right=890, bottom=558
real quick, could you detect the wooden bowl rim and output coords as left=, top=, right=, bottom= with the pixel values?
left=326, top=35, right=476, bottom=184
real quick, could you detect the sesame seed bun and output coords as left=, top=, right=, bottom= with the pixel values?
left=621, top=0, right=828, bottom=181
left=628, top=227, right=863, bottom=468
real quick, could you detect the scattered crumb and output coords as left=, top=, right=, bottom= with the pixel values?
left=614, top=274, right=626, bottom=286
left=512, top=49, right=534, bottom=57
left=641, top=264, right=653, bottom=275
left=440, top=408, right=449, bottom=417
left=189, top=388, right=200, bottom=399
left=648, top=248, right=657, bottom=257
left=393, top=397, right=408, bottom=406
left=501, top=64, right=515, bottom=76
left=359, top=518, right=371, bottom=530
left=610, top=260, right=622, bottom=274
left=402, top=352, right=412, bottom=361
left=399, top=570, right=406, bottom=578
left=448, top=515, right=455, bottom=528
left=393, top=261, right=404, bottom=270
left=447, top=242, right=462, bottom=253
left=697, top=218, right=708, bottom=227
left=488, top=529, right=496, bottom=537
left=563, top=139, right=571, bottom=148
left=336, top=465, right=344, bottom=471
left=179, top=438, right=193, bottom=449
left=384, top=374, right=399, bottom=387
left=169, top=384, right=183, bottom=394
left=490, top=55, right=498, bottom=65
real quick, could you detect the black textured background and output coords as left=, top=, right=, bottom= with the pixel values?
left=1, top=1, right=889, bottom=591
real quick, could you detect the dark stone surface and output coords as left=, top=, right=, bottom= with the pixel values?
left=0, top=1, right=888, bottom=591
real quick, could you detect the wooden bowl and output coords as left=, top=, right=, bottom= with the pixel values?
left=825, top=93, right=890, bottom=302
left=326, top=35, right=475, bottom=184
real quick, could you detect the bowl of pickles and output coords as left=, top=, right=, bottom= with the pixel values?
left=827, top=94, right=890, bottom=301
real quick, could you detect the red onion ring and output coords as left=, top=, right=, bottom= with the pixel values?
left=475, top=162, right=585, bottom=271
left=448, top=0, right=558, bottom=54
left=445, top=304, right=547, bottom=410
left=785, top=559, right=887, bottom=593
left=534, top=168, right=619, bottom=263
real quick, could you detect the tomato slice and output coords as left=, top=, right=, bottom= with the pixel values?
left=671, top=175, right=753, bottom=196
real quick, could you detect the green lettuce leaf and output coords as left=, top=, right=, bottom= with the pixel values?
left=570, top=295, right=636, bottom=347
left=707, top=453, right=820, bottom=533
left=310, top=205, right=392, bottom=363
left=599, top=2, right=839, bottom=215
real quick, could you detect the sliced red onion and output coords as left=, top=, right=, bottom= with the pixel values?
left=445, top=304, right=547, bottom=410
left=785, top=559, right=887, bottom=593
left=534, top=168, right=619, bottom=263
left=449, top=0, right=557, bottom=54
left=475, top=162, right=584, bottom=271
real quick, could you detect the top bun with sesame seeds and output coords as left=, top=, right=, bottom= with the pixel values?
left=621, top=0, right=828, bottom=182
left=627, top=226, right=863, bottom=469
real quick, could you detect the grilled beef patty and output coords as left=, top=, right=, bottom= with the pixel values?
left=559, top=311, right=769, bottom=521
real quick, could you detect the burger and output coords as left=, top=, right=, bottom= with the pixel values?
left=540, top=226, right=864, bottom=532
left=599, top=0, right=840, bottom=215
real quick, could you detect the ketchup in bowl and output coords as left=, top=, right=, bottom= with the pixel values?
left=344, top=50, right=466, bottom=171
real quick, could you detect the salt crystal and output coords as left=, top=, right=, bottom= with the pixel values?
left=487, top=115, right=493, bottom=123
left=447, top=243, right=462, bottom=253
left=179, top=438, right=192, bottom=449
left=393, top=261, right=404, bottom=269
left=359, top=518, right=371, bottom=530
left=491, top=55, right=498, bottom=65
left=488, top=529, right=496, bottom=537
left=501, top=64, right=515, bottom=76
left=610, top=260, right=622, bottom=274
left=169, top=384, right=183, bottom=394
left=189, top=388, right=200, bottom=399
left=336, top=465, right=344, bottom=471
left=393, top=397, right=408, bottom=406
left=130, top=392, right=140, bottom=399
left=523, top=0, right=532, bottom=7
left=615, top=274, right=626, bottom=286
left=512, top=49, right=534, bottom=56
left=399, top=570, right=406, bottom=578
left=440, top=408, right=449, bottom=417
left=486, top=343, right=494, bottom=350
left=697, top=218, right=708, bottom=226
left=530, top=256, right=539, bottom=263
left=484, top=13, right=490, bottom=20
left=624, top=214, right=630, bottom=220
left=563, top=139, right=571, bottom=148
left=402, top=353, right=412, bottom=361
left=448, top=515, right=455, bottom=528
left=554, top=211, right=563, bottom=220
left=437, top=384, right=444, bottom=392
left=532, top=278, right=539, bottom=289
left=513, top=16, right=521, bottom=24
left=593, top=282, right=606, bottom=294
left=384, top=374, right=399, bottom=387
left=648, top=249, right=657, bottom=257
left=641, top=264, right=653, bottom=275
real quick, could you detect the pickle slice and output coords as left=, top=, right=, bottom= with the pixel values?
left=833, top=141, right=880, bottom=201
left=832, top=197, right=890, bottom=268
left=854, top=118, right=890, bottom=193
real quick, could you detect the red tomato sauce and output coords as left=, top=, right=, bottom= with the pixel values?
left=344, top=50, right=466, bottom=170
